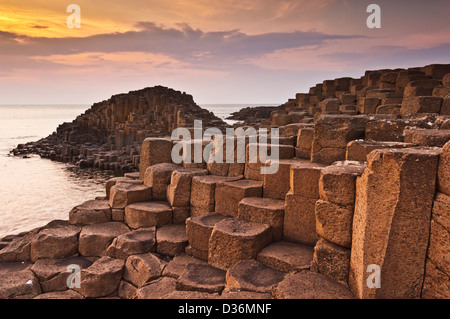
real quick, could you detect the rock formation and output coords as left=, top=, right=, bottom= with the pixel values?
left=227, top=106, right=281, bottom=126
left=12, top=86, right=228, bottom=172
left=2, top=63, right=449, bottom=299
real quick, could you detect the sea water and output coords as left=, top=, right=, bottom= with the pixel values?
left=0, top=104, right=269, bottom=238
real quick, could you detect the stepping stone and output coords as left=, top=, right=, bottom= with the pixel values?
left=296, top=127, right=314, bottom=159
left=315, top=200, right=354, bottom=248
left=215, top=180, right=263, bottom=217
left=186, top=214, right=230, bottom=258
left=346, top=140, right=414, bottom=162
left=207, top=161, right=245, bottom=178
left=124, top=201, right=172, bottom=229
left=30, top=223, right=81, bottom=262
left=273, top=271, right=354, bottom=299
left=69, top=199, right=112, bottom=225
left=162, top=254, right=207, bottom=279
left=123, top=253, right=168, bottom=288
left=403, top=79, right=441, bottom=97
left=144, top=163, right=182, bottom=200
left=174, top=139, right=210, bottom=169
left=244, top=144, right=295, bottom=181
left=365, top=117, right=431, bottom=142
left=176, top=263, right=226, bottom=294
left=340, top=104, right=357, bottom=112
left=206, top=136, right=246, bottom=177
left=105, top=227, right=156, bottom=260
left=190, top=175, right=242, bottom=217
left=208, top=218, right=272, bottom=270
left=109, top=183, right=152, bottom=209
left=0, top=261, right=41, bottom=299
left=156, top=224, right=188, bottom=257
left=225, top=260, right=285, bottom=293
left=124, top=172, right=140, bottom=180
left=185, top=245, right=208, bottom=261
left=33, top=290, right=84, bottom=299
left=237, top=197, right=285, bottom=241
left=319, top=98, right=340, bottom=112
left=139, top=137, right=173, bottom=180
left=76, top=257, right=124, bottom=298
left=135, top=277, right=177, bottom=299
left=263, top=159, right=306, bottom=200
left=423, top=64, right=450, bottom=80
left=289, top=160, right=327, bottom=198
left=257, top=241, right=314, bottom=272
left=319, top=161, right=366, bottom=207
left=0, top=230, right=38, bottom=262
left=311, top=115, right=368, bottom=164
left=111, top=208, right=125, bottom=222
left=279, top=123, right=312, bottom=138
left=172, top=206, right=191, bottom=225
left=404, top=128, right=450, bottom=147
left=105, top=177, right=142, bottom=199
left=311, top=237, right=351, bottom=284
left=357, top=97, right=381, bottom=114
left=316, top=162, right=367, bottom=248
left=31, top=256, right=92, bottom=293
left=167, top=169, right=208, bottom=207
left=118, top=280, right=137, bottom=299
left=376, top=104, right=401, bottom=115
left=400, top=96, right=442, bottom=116
left=78, top=222, right=130, bottom=257
left=283, top=191, right=318, bottom=245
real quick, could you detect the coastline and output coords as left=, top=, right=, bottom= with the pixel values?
left=1, top=103, right=259, bottom=238
left=1, top=64, right=450, bottom=300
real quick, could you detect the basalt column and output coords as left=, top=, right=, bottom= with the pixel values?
left=349, top=148, right=441, bottom=299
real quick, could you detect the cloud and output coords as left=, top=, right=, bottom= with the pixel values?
left=31, top=51, right=189, bottom=71
left=30, top=25, right=49, bottom=29
left=249, top=33, right=450, bottom=74
left=0, top=0, right=449, bottom=106
left=0, top=23, right=362, bottom=69
left=320, top=43, right=450, bottom=70
left=0, top=21, right=364, bottom=104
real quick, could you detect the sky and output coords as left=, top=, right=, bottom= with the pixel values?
left=0, top=0, right=449, bottom=105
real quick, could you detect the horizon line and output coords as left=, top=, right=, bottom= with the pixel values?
left=0, top=103, right=283, bottom=106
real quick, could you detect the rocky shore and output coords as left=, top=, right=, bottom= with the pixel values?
left=1, top=63, right=450, bottom=299
left=227, top=106, right=281, bottom=127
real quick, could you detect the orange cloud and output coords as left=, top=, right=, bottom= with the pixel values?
left=32, top=52, right=183, bottom=67
left=0, top=0, right=340, bottom=39
left=0, top=1, right=133, bottom=37
left=25, top=51, right=229, bottom=81
left=0, top=0, right=449, bottom=105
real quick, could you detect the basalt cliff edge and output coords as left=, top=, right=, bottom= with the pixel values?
left=2, top=63, right=450, bottom=299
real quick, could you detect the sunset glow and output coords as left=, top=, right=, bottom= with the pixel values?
left=0, top=0, right=449, bottom=104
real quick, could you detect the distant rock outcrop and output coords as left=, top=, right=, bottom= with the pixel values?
left=12, top=86, right=228, bottom=172
left=227, top=106, right=281, bottom=126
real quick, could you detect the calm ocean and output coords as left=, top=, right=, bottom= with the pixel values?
left=0, top=104, right=271, bottom=238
